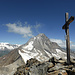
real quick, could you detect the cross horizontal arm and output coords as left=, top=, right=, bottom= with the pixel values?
left=62, top=16, right=74, bottom=29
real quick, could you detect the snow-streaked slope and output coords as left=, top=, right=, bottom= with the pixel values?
left=0, top=33, right=74, bottom=65
left=52, top=49, right=67, bottom=59
left=23, top=41, right=34, bottom=50
left=0, top=43, right=20, bottom=51
left=19, top=50, right=31, bottom=63
left=18, top=33, right=71, bottom=63
left=0, top=33, right=75, bottom=75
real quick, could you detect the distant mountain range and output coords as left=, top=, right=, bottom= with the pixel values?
left=0, top=43, right=20, bottom=51
left=0, top=43, right=20, bottom=57
left=0, top=33, right=75, bottom=75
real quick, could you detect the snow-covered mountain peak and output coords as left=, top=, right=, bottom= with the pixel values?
left=0, top=33, right=75, bottom=75
left=18, top=33, right=69, bottom=63
left=0, top=33, right=75, bottom=71
left=35, top=33, right=49, bottom=40
left=0, top=42, right=9, bottom=45
left=0, top=34, right=68, bottom=64
left=27, top=33, right=51, bottom=45
left=0, top=43, right=20, bottom=51
left=36, top=33, right=46, bottom=37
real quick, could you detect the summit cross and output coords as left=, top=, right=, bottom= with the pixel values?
left=62, top=12, right=74, bottom=65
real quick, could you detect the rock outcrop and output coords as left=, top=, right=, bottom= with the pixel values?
left=14, top=57, right=75, bottom=75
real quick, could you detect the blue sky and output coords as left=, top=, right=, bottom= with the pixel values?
left=0, top=0, right=75, bottom=49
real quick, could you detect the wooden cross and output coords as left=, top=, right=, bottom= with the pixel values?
left=62, top=12, right=74, bottom=65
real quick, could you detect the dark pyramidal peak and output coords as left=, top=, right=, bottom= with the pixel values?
left=0, top=33, right=74, bottom=75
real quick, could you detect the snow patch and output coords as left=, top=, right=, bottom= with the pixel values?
left=37, top=37, right=39, bottom=39
left=34, top=48, right=37, bottom=52
left=36, top=55, right=49, bottom=62
left=22, top=49, right=39, bottom=57
left=52, top=49, right=67, bottom=59
left=22, top=49, right=30, bottom=53
left=44, top=50, right=52, bottom=58
left=34, top=37, right=36, bottom=40
left=56, top=49, right=66, bottom=54
left=3, top=57, right=6, bottom=59
left=0, top=43, right=20, bottom=50
left=18, top=48, right=49, bottom=63
left=23, top=41, right=34, bottom=50
left=52, top=53, right=60, bottom=59
left=18, top=50, right=32, bottom=63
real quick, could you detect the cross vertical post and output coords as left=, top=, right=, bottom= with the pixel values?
left=62, top=12, right=74, bottom=65
left=65, top=12, right=70, bottom=65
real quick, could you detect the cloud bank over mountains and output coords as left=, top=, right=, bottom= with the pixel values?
left=50, top=39, right=66, bottom=48
left=6, top=21, right=75, bottom=50
left=50, top=39, right=75, bottom=50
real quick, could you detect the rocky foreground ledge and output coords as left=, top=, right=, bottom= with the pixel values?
left=14, top=57, right=75, bottom=75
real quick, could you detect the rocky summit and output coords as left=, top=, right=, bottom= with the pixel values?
left=0, top=33, right=75, bottom=75
left=14, top=57, right=75, bottom=75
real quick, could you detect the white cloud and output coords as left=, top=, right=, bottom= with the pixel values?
left=71, top=44, right=75, bottom=50
left=50, top=39, right=66, bottom=48
left=33, top=22, right=41, bottom=34
left=6, top=22, right=41, bottom=38
left=6, top=22, right=33, bottom=38
left=34, top=24, right=41, bottom=29
left=50, top=39, right=75, bottom=50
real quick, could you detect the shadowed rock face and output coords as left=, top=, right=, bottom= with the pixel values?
left=0, top=48, right=21, bottom=66
left=0, top=50, right=10, bottom=57
left=0, top=48, right=25, bottom=75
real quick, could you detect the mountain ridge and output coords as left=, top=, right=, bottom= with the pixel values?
left=0, top=43, right=20, bottom=51
left=0, top=33, right=75, bottom=75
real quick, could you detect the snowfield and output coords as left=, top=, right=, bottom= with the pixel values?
left=0, top=43, right=20, bottom=51
left=23, top=41, right=34, bottom=50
